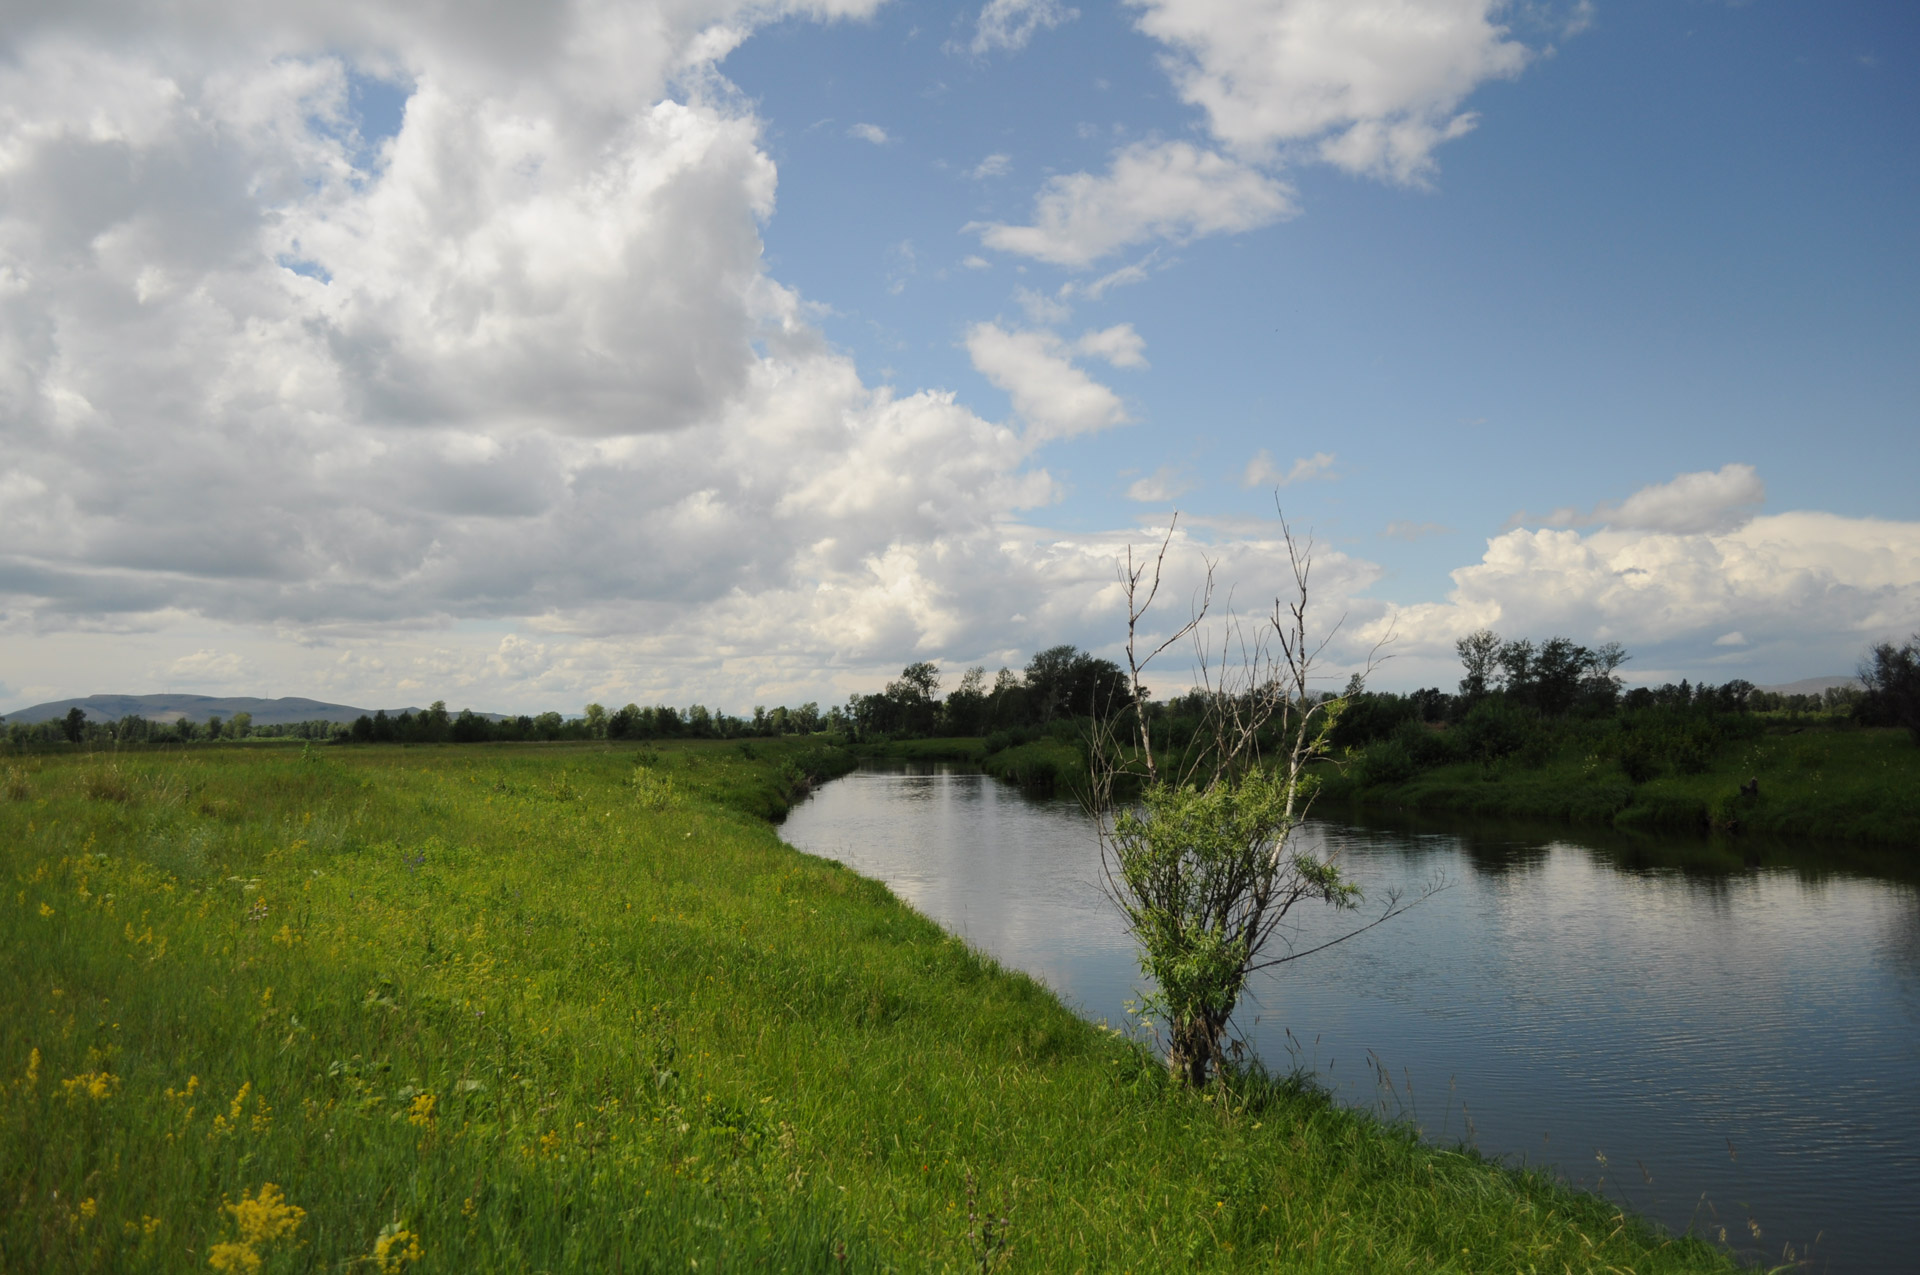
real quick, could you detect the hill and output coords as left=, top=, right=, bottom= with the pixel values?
left=1, top=693, right=421, bottom=727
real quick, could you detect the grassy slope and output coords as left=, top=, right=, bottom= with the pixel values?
left=2, top=742, right=1735, bottom=1272
left=1323, top=726, right=1920, bottom=847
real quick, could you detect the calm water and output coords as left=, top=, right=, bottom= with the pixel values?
left=781, top=762, right=1920, bottom=1273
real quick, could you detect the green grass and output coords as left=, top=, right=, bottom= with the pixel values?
left=2, top=742, right=1738, bottom=1272
left=1324, top=724, right=1920, bottom=848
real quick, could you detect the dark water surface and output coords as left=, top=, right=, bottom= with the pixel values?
left=780, top=762, right=1920, bottom=1273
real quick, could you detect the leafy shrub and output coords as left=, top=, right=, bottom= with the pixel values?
left=1349, top=738, right=1416, bottom=789
left=1456, top=698, right=1536, bottom=764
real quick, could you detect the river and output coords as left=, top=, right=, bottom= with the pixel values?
left=780, top=761, right=1920, bottom=1273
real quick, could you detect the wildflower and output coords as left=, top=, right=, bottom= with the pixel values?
left=78, top=1198, right=97, bottom=1221
left=39, top=903, right=53, bottom=918
left=406, top=1093, right=436, bottom=1128
left=207, top=1183, right=305, bottom=1274
left=23, top=1048, right=39, bottom=1088
left=59, top=1071, right=119, bottom=1102
left=371, top=1221, right=424, bottom=1272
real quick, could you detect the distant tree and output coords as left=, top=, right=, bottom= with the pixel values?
left=583, top=703, right=608, bottom=738
left=1859, top=634, right=1920, bottom=743
left=608, top=704, right=643, bottom=739
left=792, top=702, right=822, bottom=734
left=207, top=715, right=225, bottom=740
left=229, top=711, right=252, bottom=739
left=944, top=666, right=990, bottom=735
left=421, top=701, right=452, bottom=743
left=351, top=715, right=375, bottom=743
left=1023, top=646, right=1080, bottom=723
left=451, top=710, right=492, bottom=743
left=686, top=705, right=714, bottom=737
left=1456, top=630, right=1500, bottom=702
left=884, top=662, right=942, bottom=735
left=62, top=706, right=87, bottom=744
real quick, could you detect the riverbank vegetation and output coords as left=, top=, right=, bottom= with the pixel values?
left=1318, top=631, right=1920, bottom=845
left=3, top=741, right=1741, bottom=1271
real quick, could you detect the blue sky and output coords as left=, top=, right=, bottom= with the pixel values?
left=0, top=0, right=1914, bottom=713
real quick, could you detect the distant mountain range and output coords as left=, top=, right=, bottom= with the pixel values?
left=2, top=694, right=432, bottom=726
left=1756, top=676, right=1856, bottom=695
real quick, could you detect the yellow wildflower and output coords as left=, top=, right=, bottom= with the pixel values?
left=208, top=1182, right=305, bottom=1273
left=78, top=1197, right=97, bottom=1221
left=59, top=1071, right=119, bottom=1102
left=406, top=1092, right=436, bottom=1128
left=371, top=1221, right=423, bottom=1273
left=39, top=903, right=53, bottom=918
left=23, top=1048, right=39, bottom=1087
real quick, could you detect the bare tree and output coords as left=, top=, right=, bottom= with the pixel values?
left=1091, top=511, right=1426, bottom=1087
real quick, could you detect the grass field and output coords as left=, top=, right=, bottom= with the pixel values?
left=3, top=741, right=1739, bottom=1271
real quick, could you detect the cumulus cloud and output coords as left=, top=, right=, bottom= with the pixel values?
left=969, top=140, right=1294, bottom=267
left=970, top=0, right=1079, bottom=55
left=1130, top=0, right=1534, bottom=182
left=1243, top=449, right=1336, bottom=487
left=969, top=1, right=1545, bottom=272
left=1364, top=509, right=1920, bottom=685
left=964, top=323, right=1132, bottom=441
left=1, top=0, right=1209, bottom=711
left=848, top=121, right=891, bottom=144
left=1517, top=464, right=1767, bottom=534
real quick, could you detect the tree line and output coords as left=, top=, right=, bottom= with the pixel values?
left=11, top=630, right=1913, bottom=754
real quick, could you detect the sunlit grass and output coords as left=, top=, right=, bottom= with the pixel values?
left=3, top=741, right=1739, bottom=1270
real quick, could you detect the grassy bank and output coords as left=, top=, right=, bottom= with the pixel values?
left=1323, top=722, right=1920, bottom=847
left=3, top=742, right=1737, bottom=1271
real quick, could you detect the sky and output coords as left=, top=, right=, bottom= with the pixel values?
left=0, top=0, right=1915, bottom=715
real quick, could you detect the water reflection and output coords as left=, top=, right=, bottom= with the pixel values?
left=781, top=762, right=1920, bottom=1273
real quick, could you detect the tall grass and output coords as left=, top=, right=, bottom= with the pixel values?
left=3, top=741, right=1737, bottom=1271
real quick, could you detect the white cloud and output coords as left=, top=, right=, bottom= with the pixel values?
left=969, top=140, right=1293, bottom=267
left=1130, top=0, right=1534, bottom=183
left=1060, top=257, right=1154, bottom=301
left=163, top=649, right=254, bottom=684
left=970, top=0, right=1079, bottom=56
left=1243, top=449, right=1336, bottom=487
left=1126, top=465, right=1193, bottom=502
left=1075, top=323, right=1148, bottom=368
left=964, top=323, right=1130, bottom=441
left=1518, top=464, right=1767, bottom=534
left=2, top=0, right=1176, bottom=713
left=969, top=152, right=1012, bottom=179
left=848, top=121, right=891, bottom=144
left=1363, top=509, right=1920, bottom=684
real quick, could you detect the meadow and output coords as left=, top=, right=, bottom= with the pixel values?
left=3, top=740, right=1741, bottom=1272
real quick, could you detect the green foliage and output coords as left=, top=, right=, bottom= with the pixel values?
left=1857, top=633, right=1920, bottom=743
left=1109, top=769, right=1359, bottom=1085
left=1325, top=721, right=1920, bottom=847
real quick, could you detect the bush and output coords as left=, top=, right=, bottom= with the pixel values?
left=1456, top=698, right=1536, bottom=764
left=1393, top=717, right=1456, bottom=769
left=1349, top=737, right=1416, bottom=789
